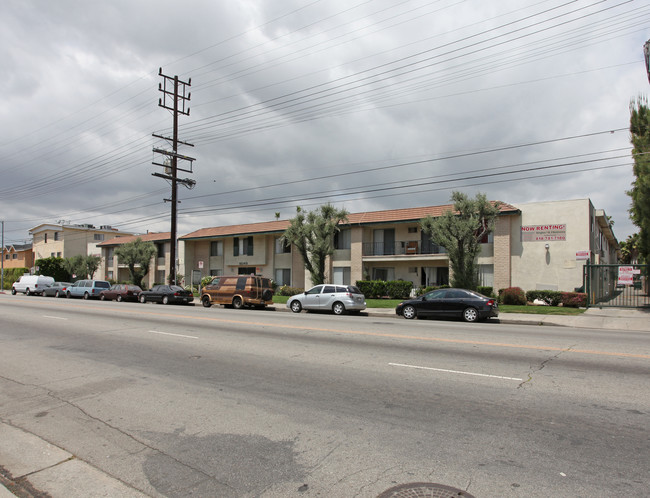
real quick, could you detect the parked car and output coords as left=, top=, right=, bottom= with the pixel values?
left=139, top=285, right=194, bottom=305
left=395, top=288, right=499, bottom=322
left=100, top=284, right=142, bottom=302
left=42, top=282, right=72, bottom=298
left=200, top=275, right=273, bottom=309
left=66, top=279, right=111, bottom=299
left=287, top=284, right=366, bottom=315
left=11, top=275, right=55, bottom=296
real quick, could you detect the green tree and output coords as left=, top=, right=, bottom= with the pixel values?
left=34, top=256, right=71, bottom=281
left=619, top=233, right=640, bottom=264
left=282, top=204, right=349, bottom=285
left=114, top=238, right=157, bottom=288
left=85, top=255, right=102, bottom=279
left=421, top=192, right=500, bottom=290
left=63, top=254, right=102, bottom=280
left=628, top=97, right=650, bottom=263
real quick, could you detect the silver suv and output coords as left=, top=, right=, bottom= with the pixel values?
left=287, top=284, right=366, bottom=315
left=66, top=279, right=111, bottom=300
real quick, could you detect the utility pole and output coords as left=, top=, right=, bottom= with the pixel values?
left=153, top=68, right=196, bottom=286
left=645, top=39, right=650, bottom=84
left=1, top=221, right=4, bottom=292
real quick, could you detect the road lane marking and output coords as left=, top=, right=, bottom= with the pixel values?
left=389, top=362, right=523, bottom=381
left=32, top=303, right=650, bottom=360
left=43, top=315, right=67, bottom=320
left=148, top=330, right=198, bottom=339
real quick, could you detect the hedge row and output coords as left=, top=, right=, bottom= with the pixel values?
left=498, top=287, right=587, bottom=307
left=355, top=280, right=412, bottom=299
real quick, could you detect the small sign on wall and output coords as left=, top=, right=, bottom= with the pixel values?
left=521, top=224, right=566, bottom=242
left=575, top=250, right=590, bottom=260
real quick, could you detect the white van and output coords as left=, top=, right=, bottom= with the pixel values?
left=11, top=275, right=55, bottom=296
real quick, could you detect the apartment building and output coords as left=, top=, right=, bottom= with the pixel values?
left=97, top=232, right=171, bottom=288
left=1, top=243, right=35, bottom=270
left=179, top=199, right=619, bottom=293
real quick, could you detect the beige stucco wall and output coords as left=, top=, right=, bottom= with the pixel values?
left=511, top=199, right=592, bottom=292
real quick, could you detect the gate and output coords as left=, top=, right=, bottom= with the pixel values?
left=584, top=263, right=650, bottom=308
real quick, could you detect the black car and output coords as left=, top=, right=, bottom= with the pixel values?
left=139, top=285, right=194, bottom=305
left=395, top=288, right=498, bottom=322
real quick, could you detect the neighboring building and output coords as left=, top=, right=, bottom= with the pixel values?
left=30, top=223, right=134, bottom=262
left=2, top=243, right=35, bottom=270
left=97, top=232, right=171, bottom=288
left=179, top=198, right=619, bottom=294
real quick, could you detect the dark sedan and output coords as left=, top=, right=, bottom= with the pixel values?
left=42, top=282, right=72, bottom=298
left=100, top=284, right=142, bottom=302
left=396, top=288, right=498, bottom=322
left=139, top=285, right=194, bottom=305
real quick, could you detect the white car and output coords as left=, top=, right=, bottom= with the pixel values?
left=287, top=284, right=366, bottom=315
left=11, top=275, right=55, bottom=296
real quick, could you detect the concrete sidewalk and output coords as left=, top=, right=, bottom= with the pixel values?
left=1, top=307, right=648, bottom=497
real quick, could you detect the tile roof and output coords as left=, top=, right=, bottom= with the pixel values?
left=98, top=232, right=171, bottom=247
left=180, top=201, right=519, bottom=239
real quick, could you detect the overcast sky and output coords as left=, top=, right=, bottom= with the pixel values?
left=1, top=0, right=649, bottom=247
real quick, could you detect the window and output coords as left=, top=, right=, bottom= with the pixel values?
left=275, top=268, right=291, bottom=286
left=12, top=254, right=18, bottom=260
left=275, top=237, right=291, bottom=254
left=373, top=229, right=395, bottom=255
left=210, top=241, right=223, bottom=256
left=44, top=233, right=48, bottom=243
left=56, top=252, right=61, bottom=257
left=233, top=236, right=254, bottom=256
left=4, top=254, right=8, bottom=260
left=333, top=267, right=351, bottom=285
left=334, top=229, right=351, bottom=250
left=236, top=277, right=247, bottom=290
left=372, top=267, right=395, bottom=281
left=478, top=264, right=494, bottom=287
left=408, top=227, right=418, bottom=233
left=94, top=234, right=104, bottom=241
left=210, top=269, right=223, bottom=277
left=157, top=243, right=165, bottom=258
left=54, top=232, right=60, bottom=241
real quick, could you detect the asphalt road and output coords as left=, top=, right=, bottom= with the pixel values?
left=0, top=294, right=648, bottom=497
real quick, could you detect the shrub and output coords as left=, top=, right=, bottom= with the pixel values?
left=356, top=280, right=386, bottom=298
left=384, top=280, right=413, bottom=299
left=277, top=285, right=304, bottom=296
left=499, top=287, right=527, bottom=305
left=477, top=286, right=493, bottom=297
left=2, top=268, right=29, bottom=290
left=526, top=290, right=562, bottom=306
left=560, top=292, right=587, bottom=308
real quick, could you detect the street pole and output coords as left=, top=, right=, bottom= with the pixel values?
left=1, top=221, right=4, bottom=291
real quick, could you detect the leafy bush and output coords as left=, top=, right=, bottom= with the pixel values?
left=499, top=287, right=526, bottom=305
left=560, top=292, right=587, bottom=308
left=356, top=280, right=385, bottom=298
left=384, top=281, right=413, bottom=299
left=200, top=276, right=214, bottom=288
left=526, top=290, right=562, bottom=306
left=277, top=285, right=304, bottom=296
left=2, top=268, right=29, bottom=290
left=477, top=286, right=493, bottom=297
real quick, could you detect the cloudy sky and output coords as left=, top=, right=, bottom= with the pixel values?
left=1, top=0, right=648, bottom=247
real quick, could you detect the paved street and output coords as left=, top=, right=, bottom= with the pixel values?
left=0, top=294, right=649, bottom=497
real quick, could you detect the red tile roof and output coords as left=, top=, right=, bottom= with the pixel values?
left=180, top=201, right=519, bottom=239
left=98, top=232, right=171, bottom=247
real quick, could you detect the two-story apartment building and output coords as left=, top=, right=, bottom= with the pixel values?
left=30, top=223, right=134, bottom=262
left=97, top=232, right=171, bottom=288
left=2, top=243, right=35, bottom=270
left=179, top=198, right=619, bottom=294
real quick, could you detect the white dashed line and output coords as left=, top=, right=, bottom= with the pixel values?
left=43, top=315, right=67, bottom=320
left=389, top=362, right=523, bottom=381
left=148, top=330, right=198, bottom=339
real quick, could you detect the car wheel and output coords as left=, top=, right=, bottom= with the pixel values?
left=262, top=289, right=273, bottom=301
left=463, top=307, right=478, bottom=322
left=402, top=305, right=417, bottom=319
left=11, top=288, right=16, bottom=295
left=162, top=296, right=169, bottom=305
left=202, top=296, right=212, bottom=308
left=232, top=296, right=243, bottom=309
left=116, top=295, right=123, bottom=302
left=83, top=292, right=90, bottom=300
left=332, top=302, right=345, bottom=315
left=25, top=288, right=31, bottom=296
left=66, top=292, right=71, bottom=299
left=139, top=295, right=146, bottom=303
left=100, top=294, right=106, bottom=301
left=290, top=300, right=302, bottom=313
left=55, top=291, right=61, bottom=298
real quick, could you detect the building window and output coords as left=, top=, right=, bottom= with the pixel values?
left=155, top=270, right=165, bottom=284
left=334, top=229, right=351, bottom=250
left=210, top=241, right=223, bottom=256
left=210, top=269, right=223, bottom=277
left=408, top=227, right=418, bottom=233
left=274, top=268, right=291, bottom=286
left=44, top=233, right=48, bottom=243
left=373, top=229, right=395, bottom=255
left=94, top=234, right=104, bottom=241
left=54, top=232, right=60, bottom=241
left=56, top=252, right=61, bottom=257
left=12, top=253, right=18, bottom=260
left=107, top=271, right=113, bottom=279
left=157, top=243, right=165, bottom=258
left=333, top=267, right=351, bottom=285
left=233, top=236, right=254, bottom=256
left=275, top=237, right=291, bottom=254
left=372, top=267, right=395, bottom=281
left=4, top=254, right=8, bottom=260
left=478, top=264, right=494, bottom=287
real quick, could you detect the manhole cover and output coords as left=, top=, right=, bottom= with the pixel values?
left=377, top=482, right=476, bottom=498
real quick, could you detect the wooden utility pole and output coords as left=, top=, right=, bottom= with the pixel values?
left=153, top=68, right=195, bottom=286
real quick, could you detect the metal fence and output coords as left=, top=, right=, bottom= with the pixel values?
left=584, top=263, right=650, bottom=308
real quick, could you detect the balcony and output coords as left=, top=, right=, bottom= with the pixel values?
left=362, top=240, right=447, bottom=256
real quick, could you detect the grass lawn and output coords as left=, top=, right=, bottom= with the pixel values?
left=273, top=295, right=585, bottom=315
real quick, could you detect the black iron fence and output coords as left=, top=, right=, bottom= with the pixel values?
left=584, top=263, right=649, bottom=308
left=362, top=240, right=447, bottom=256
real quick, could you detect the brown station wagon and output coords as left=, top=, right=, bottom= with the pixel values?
left=200, top=275, right=274, bottom=309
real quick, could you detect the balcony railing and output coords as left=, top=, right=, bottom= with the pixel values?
left=362, top=240, right=447, bottom=256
